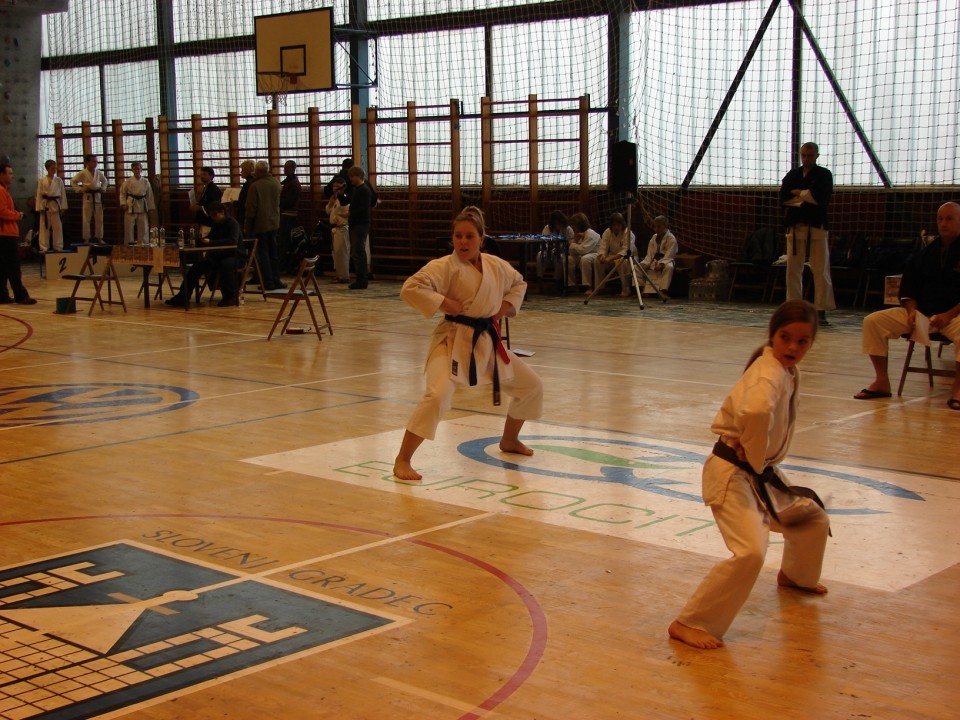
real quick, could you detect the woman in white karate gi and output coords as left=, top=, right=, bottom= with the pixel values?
left=669, top=300, right=830, bottom=649
left=393, top=206, right=543, bottom=482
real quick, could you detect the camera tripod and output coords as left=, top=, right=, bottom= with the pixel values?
left=583, top=205, right=668, bottom=308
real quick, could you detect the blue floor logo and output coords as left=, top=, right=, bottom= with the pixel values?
left=458, top=435, right=922, bottom=514
left=0, top=543, right=393, bottom=719
left=0, top=384, right=199, bottom=426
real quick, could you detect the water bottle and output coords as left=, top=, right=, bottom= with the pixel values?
left=188, top=227, right=196, bottom=247
left=177, top=228, right=185, bottom=249
left=158, top=226, right=166, bottom=247
left=148, top=227, right=156, bottom=247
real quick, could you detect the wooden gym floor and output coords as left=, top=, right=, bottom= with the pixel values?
left=0, top=262, right=957, bottom=720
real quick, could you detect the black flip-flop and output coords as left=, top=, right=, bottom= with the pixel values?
left=854, top=388, right=892, bottom=400
left=948, top=398, right=960, bottom=411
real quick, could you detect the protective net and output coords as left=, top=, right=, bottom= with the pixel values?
left=37, top=0, right=959, bottom=264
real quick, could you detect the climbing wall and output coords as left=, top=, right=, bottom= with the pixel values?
left=0, top=0, right=67, bottom=206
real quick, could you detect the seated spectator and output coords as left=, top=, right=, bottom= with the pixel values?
left=567, top=213, right=601, bottom=290
left=165, top=202, right=243, bottom=307
left=853, top=201, right=960, bottom=408
left=582, top=212, right=637, bottom=296
left=189, top=166, right=222, bottom=238
left=536, top=210, right=574, bottom=282
left=639, top=215, right=678, bottom=296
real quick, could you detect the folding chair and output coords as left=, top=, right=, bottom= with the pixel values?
left=265, top=255, right=333, bottom=341
left=200, top=237, right=267, bottom=305
left=897, top=333, right=956, bottom=396
left=62, top=244, right=127, bottom=316
left=239, top=237, right=267, bottom=302
left=137, top=271, right=176, bottom=301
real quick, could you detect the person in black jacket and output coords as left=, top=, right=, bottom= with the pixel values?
left=190, top=166, right=222, bottom=236
left=345, top=166, right=372, bottom=289
left=779, top=142, right=835, bottom=326
left=854, top=201, right=960, bottom=407
left=278, top=160, right=301, bottom=270
left=234, top=160, right=255, bottom=229
left=166, top=202, right=243, bottom=307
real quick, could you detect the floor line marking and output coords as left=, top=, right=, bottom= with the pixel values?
left=250, top=512, right=499, bottom=580
left=72, top=513, right=499, bottom=605
left=0, top=399, right=380, bottom=451
left=131, top=512, right=500, bottom=602
left=0, top=367, right=424, bottom=434
left=793, top=394, right=932, bottom=433
left=372, top=676, right=502, bottom=717
left=515, top=362, right=746, bottom=390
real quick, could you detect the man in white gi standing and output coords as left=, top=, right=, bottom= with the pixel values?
left=72, top=154, right=108, bottom=243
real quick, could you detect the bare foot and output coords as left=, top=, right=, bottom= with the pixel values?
left=499, top=439, right=534, bottom=456
left=668, top=620, right=724, bottom=649
left=392, top=458, right=422, bottom=482
left=777, top=570, right=828, bottom=594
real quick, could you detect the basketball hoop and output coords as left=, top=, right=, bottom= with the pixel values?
left=256, top=71, right=297, bottom=109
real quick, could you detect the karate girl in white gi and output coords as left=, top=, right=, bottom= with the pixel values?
left=669, top=300, right=830, bottom=649
left=393, top=206, right=543, bottom=482
left=119, top=162, right=155, bottom=245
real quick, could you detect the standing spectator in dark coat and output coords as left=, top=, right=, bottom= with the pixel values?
left=324, top=158, right=353, bottom=199
left=234, top=160, right=255, bottom=230
left=278, top=160, right=301, bottom=272
left=346, top=166, right=372, bottom=290
left=244, top=161, right=283, bottom=290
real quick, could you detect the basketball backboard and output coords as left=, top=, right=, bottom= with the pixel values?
left=254, top=8, right=334, bottom=96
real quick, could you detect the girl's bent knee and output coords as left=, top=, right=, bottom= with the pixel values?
left=734, top=548, right=766, bottom=575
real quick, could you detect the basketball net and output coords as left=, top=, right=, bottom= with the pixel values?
left=259, top=72, right=298, bottom=109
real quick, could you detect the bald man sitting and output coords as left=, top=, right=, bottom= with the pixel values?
left=854, top=201, right=960, bottom=409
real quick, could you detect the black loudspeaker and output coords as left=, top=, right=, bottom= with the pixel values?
left=610, top=140, right=637, bottom=193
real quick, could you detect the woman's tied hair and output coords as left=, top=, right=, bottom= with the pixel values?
left=454, top=205, right=486, bottom=238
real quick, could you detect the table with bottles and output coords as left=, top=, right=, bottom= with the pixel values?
left=113, top=226, right=207, bottom=309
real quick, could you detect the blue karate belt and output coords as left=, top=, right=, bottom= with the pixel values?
left=444, top=314, right=510, bottom=406
left=711, top=439, right=828, bottom=533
